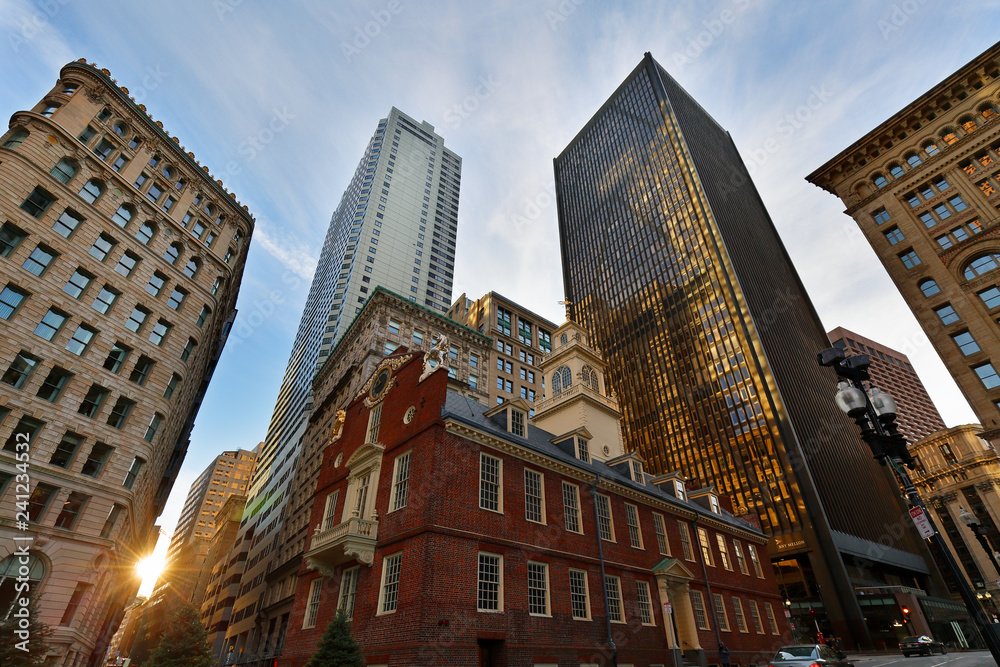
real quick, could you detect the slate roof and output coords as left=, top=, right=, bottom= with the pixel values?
left=441, top=390, right=766, bottom=538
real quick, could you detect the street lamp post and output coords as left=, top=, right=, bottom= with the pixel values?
left=959, top=506, right=1000, bottom=576
left=818, top=347, right=1000, bottom=661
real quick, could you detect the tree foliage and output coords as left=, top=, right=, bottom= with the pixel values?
left=0, top=602, right=52, bottom=667
left=304, top=609, right=365, bottom=667
left=144, top=604, right=214, bottom=667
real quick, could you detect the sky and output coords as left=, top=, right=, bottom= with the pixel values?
left=2, top=0, right=997, bottom=552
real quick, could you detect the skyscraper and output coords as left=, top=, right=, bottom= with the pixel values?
left=224, top=109, right=460, bottom=660
left=806, top=41, right=1000, bottom=440
left=553, top=52, right=958, bottom=648
left=0, top=60, right=254, bottom=666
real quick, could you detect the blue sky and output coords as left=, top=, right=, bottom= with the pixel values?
left=2, top=0, right=997, bottom=541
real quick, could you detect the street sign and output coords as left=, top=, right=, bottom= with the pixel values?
left=663, top=602, right=672, bottom=615
left=909, top=506, right=936, bottom=539
left=784, top=609, right=791, bottom=618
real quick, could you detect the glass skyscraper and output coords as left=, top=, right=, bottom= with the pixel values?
left=224, top=108, right=460, bottom=660
left=554, top=53, right=957, bottom=649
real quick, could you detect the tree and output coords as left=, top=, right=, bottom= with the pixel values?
left=305, top=609, right=365, bottom=667
left=144, top=604, right=213, bottom=667
left=0, top=602, right=52, bottom=667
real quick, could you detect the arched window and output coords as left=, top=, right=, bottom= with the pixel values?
left=2, top=128, right=29, bottom=149
left=113, top=122, right=128, bottom=137
left=164, top=243, right=182, bottom=265
left=960, top=116, right=979, bottom=134
left=184, top=258, right=200, bottom=278
left=50, top=158, right=78, bottom=184
left=922, top=141, right=940, bottom=156
left=889, top=163, right=904, bottom=179
left=135, top=222, right=157, bottom=245
left=980, top=103, right=998, bottom=120
left=112, top=204, right=135, bottom=228
left=560, top=333, right=568, bottom=346
left=78, top=179, right=104, bottom=204
left=581, top=365, right=600, bottom=393
left=0, top=552, right=45, bottom=613
left=964, top=254, right=1000, bottom=280
left=552, top=365, right=572, bottom=395
left=941, top=128, right=959, bottom=146
left=919, top=279, right=941, bottom=297
left=873, top=173, right=888, bottom=189
left=905, top=153, right=922, bottom=168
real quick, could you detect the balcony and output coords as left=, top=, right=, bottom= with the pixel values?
left=304, top=515, right=378, bottom=575
left=535, top=382, right=619, bottom=413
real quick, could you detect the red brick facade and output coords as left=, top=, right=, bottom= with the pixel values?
left=279, top=353, right=788, bottom=666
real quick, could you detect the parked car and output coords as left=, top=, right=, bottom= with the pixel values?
left=770, top=645, right=852, bottom=667
left=899, top=635, right=946, bottom=656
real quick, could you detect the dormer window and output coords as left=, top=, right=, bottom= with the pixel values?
left=674, top=480, right=686, bottom=501
left=511, top=408, right=526, bottom=437
left=366, top=404, right=383, bottom=443
left=630, top=460, right=643, bottom=484
left=710, top=494, right=721, bottom=514
left=577, top=438, right=590, bottom=463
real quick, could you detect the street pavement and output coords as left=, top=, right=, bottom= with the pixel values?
left=846, top=651, right=996, bottom=667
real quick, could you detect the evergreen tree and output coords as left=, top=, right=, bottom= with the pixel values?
left=144, top=604, right=213, bottom=667
left=304, top=609, right=365, bottom=667
left=0, top=602, right=52, bottom=667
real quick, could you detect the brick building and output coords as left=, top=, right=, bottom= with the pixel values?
left=0, top=60, right=253, bottom=666
left=278, top=321, right=784, bottom=667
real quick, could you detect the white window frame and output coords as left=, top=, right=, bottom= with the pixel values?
left=716, top=533, right=732, bottom=570
left=733, top=539, right=748, bottom=575
left=748, top=599, right=764, bottom=634
left=568, top=568, right=591, bottom=620
left=390, top=450, right=411, bottom=512
left=605, top=574, right=625, bottom=624
left=748, top=543, right=764, bottom=578
left=713, top=593, right=730, bottom=632
left=595, top=493, right=615, bottom=542
left=338, top=566, right=359, bottom=620
left=479, top=452, right=503, bottom=513
left=653, top=513, right=670, bottom=555
left=524, top=469, right=546, bottom=524
left=630, top=460, right=643, bottom=483
left=562, top=482, right=582, bottom=534
left=710, top=494, right=721, bottom=513
left=577, top=437, right=590, bottom=462
left=366, top=403, right=383, bottom=443
left=765, top=601, right=780, bottom=634
left=510, top=407, right=526, bottom=437
left=679, top=522, right=694, bottom=561
left=636, top=580, right=655, bottom=626
left=691, top=590, right=710, bottom=630
left=321, top=490, right=339, bottom=531
left=674, top=479, right=686, bottom=500
left=477, top=551, right=504, bottom=613
left=302, top=578, right=322, bottom=629
left=377, top=551, right=402, bottom=615
left=624, top=503, right=643, bottom=549
left=697, top=527, right=714, bottom=567
left=733, top=596, right=748, bottom=633
left=527, top=561, right=550, bottom=617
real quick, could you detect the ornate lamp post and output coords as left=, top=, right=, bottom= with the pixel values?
left=959, top=506, right=1000, bottom=576
left=818, top=346, right=1000, bottom=660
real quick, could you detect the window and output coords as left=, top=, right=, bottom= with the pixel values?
left=100, top=504, right=124, bottom=538
left=61, top=269, right=93, bottom=300
left=338, top=566, right=359, bottom=619
left=953, top=331, right=981, bottom=355
left=206, top=232, right=218, bottom=248
left=388, top=319, right=400, bottom=334
left=93, top=138, right=114, bottom=161
left=391, top=451, right=411, bottom=512
left=636, top=580, right=655, bottom=625
left=103, top=342, right=131, bottom=373
left=899, top=250, right=921, bottom=269
left=965, top=254, right=1000, bottom=280
left=477, top=552, right=503, bottom=612
left=112, top=155, right=129, bottom=172
left=470, top=353, right=478, bottom=367
left=748, top=599, right=764, bottom=633
left=163, top=243, right=182, bottom=264
left=935, top=304, right=960, bottom=325
left=78, top=179, right=103, bottom=204
left=884, top=227, right=904, bottom=245
left=65, top=324, right=97, bottom=356
left=527, top=562, right=550, bottom=616
left=115, top=250, right=139, bottom=278
left=112, top=205, right=134, bottom=228
left=163, top=373, right=181, bottom=400
left=78, top=384, right=109, bottom=418
left=20, top=186, right=55, bottom=218
left=624, top=504, right=643, bottom=549
left=303, top=578, right=322, bottom=629
left=652, top=513, right=670, bottom=555
left=697, top=527, right=714, bottom=566
left=412, top=329, right=424, bottom=346
left=692, top=590, right=710, bottom=630
left=384, top=341, right=398, bottom=355
left=122, top=456, right=145, bottom=489
left=3, top=416, right=44, bottom=453
left=905, top=153, right=922, bottom=168
left=36, top=366, right=72, bottom=402
left=920, top=279, right=941, bottom=298
left=181, top=338, right=197, bottom=362
left=27, top=483, right=58, bottom=522
left=569, top=569, right=590, bottom=620
left=732, top=597, right=749, bottom=632
left=146, top=182, right=164, bottom=203
left=184, top=258, right=200, bottom=278
left=149, top=319, right=172, bottom=346
left=670, top=522, right=693, bottom=562
left=605, top=575, right=624, bottom=623
left=378, top=552, right=402, bottom=614
left=765, top=602, right=780, bottom=634
left=92, top=285, right=120, bottom=314
left=748, top=544, right=764, bottom=577
left=595, top=494, right=615, bottom=541
left=195, top=306, right=210, bottom=327
left=733, top=540, right=749, bottom=575
left=562, top=482, right=581, bottom=533
left=125, top=306, right=150, bottom=332
left=0, top=285, right=28, bottom=319
left=524, top=469, right=545, bottom=523
left=873, top=173, right=887, bottom=188
left=52, top=210, right=83, bottom=238
left=146, top=272, right=167, bottom=297
left=713, top=593, right=730, bottom=631
left=974, top=363, right=1000, bottom=389
left=107, top=397, right=135, bottom=429
left=129, top=355, right=155, bottom=386
left=321, top=490, right=340, bottom=531
left=23, top=245, right=57, bottom=276
left=0, top=223, right=27, bottom=257
left=144, top=413, right=163, bottom=443
left=2, top=128, right=29, bottom=148
left=135, top=221, right=157, bottom=245
left=81, top=443, right=113, bottom=477
left=511, top=407, right=525, bottom=437
left=919, top=211, right=935, bottom=227
left=365, top=402, right=382, bottom=443
left=2, top=351, right=40, bottom=389
left=552, top=365, right=571, bottom=394
left=889, top=163, right=904, bottom=178
left=949, top=195, right=967, bottom=212
left=480, top=453, right=502, bottom=512
left=54, top=492, right=88, bottom=530
left=34, top=308, right=67, bottom=340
